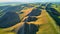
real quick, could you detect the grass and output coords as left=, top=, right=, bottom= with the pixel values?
left=0, top=4, right=60, bottom=34
left=52, top=5, right=60, bottom=13
left=58, top=16, right=60, bottom=18
left=55, top=8, right=60, bottom=13
left=36, top=9, right=60, bottom=34
left=0, top=8, right=60, bottom=34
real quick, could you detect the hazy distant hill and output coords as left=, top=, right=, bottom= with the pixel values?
left=0, top=2, right=26, bottom=6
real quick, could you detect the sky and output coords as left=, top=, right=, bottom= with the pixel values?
left=0, top=0, right=60, bottom=3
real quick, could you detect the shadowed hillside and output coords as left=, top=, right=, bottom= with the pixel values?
left=0, top=12, right=20, bottom=28
left=46, top=5, right=60, bottom=26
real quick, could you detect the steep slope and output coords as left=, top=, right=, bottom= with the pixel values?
left=36, top=9, right=59, bottom=34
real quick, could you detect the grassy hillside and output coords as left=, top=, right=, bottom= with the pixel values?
left=0, top=2, right=60, bottom=34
